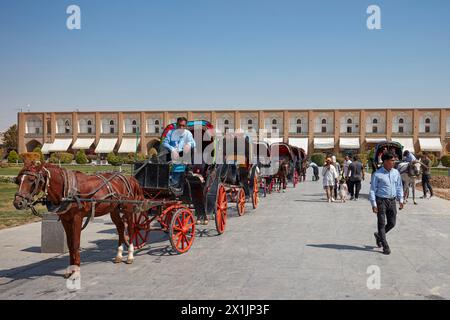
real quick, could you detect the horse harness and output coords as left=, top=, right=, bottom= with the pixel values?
left=18, top=167, right=135, bottom=230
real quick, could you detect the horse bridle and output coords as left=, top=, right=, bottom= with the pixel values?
left=15, top=168, right=51, bottom=216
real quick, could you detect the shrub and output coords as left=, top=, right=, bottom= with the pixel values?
left=7, top=150, right=20, bottom=163
left=107, top=152, right=123, bottom=166
left=20, top=152, right=41, bottom=163
left=32, top=147, right=45, bottom=163
left=310, top=153, right=325, bottom=166
left=75, top=150, right=89, bottom=165
left=441, top=155, right=450, bottom=168
left=49, top=152, right=74, bottom=164
left=428, top=153, right=439, bottom=167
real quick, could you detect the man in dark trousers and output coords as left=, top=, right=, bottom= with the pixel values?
left=369, top=152, right=404, bottom=255
left=346, top=155, right=365, bottom=201
left=420, top=153, right=434, bottom=199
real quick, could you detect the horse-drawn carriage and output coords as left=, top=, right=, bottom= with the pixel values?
left=210, top=132, right=260, bottom=217
left=253, top=141, right=277, bottom=197
left=130, top=120, right=229, bottom=249
left=270, top=142, right=296, bottom=191
left=372, top=141, right=403, bottom=172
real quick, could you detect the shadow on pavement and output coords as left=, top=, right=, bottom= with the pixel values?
left=306, top=244, right=377, bottom=252
left=0, top=231, right=174, bottom=285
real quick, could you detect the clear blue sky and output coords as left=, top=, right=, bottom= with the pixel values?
left=1, top=0, right=450, bottom=131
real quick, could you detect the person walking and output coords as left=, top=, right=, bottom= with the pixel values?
left=343, top=155, right=352, bottom=179
left=323, top=158, right=339, bottom=202
left=331, top=156, right=341, bottom=199
left=369, top=152, right=404, bottom=255
left=346, top=155, right=365, bottom=201
left=309, top=161, right=320, bottom=181
left=420, top=153, right=434, bottom=199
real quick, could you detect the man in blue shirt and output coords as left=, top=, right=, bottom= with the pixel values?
left=162, top=117, right=196, bottom=187
left=369, top=152, right=405, bottom=255
left=403, top=150, right=417, bottom=162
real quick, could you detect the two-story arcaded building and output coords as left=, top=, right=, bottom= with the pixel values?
left=17, top=108, right=450, bottom=157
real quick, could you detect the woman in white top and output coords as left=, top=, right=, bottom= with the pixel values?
left=322, top=157, right=339, bottom=202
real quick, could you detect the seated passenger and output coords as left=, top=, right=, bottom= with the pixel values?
left=162, top=117, right=196, bottom=188
left=403, top=150, right=417, bottom=163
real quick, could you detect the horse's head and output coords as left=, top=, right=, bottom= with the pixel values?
left=410, top=161, right=422, bottom=177
left=13, top=161, right=48, bottom=210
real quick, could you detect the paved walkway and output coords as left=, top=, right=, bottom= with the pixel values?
left=1, top=169, right=449, bottom=300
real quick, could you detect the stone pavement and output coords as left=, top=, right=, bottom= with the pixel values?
left=0, top=168, right=449, bottom=300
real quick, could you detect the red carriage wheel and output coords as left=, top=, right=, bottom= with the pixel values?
left=236, top=188, right=246, bottom=216
left=123, top=210, right=151, bottom=250
left=215, top=184, right=228, bottom=235
left=169, top=207, right=196, bottom=254
left=252, top=175, right=259, bottom=209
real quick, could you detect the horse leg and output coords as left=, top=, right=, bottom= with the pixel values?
left=61, top=218, right=75, bottom=279
left=110, top=210, right=125, bottom=264
left=125, top=209, right=135, bottom=264
left=68, top=213, right=83, bottom=280
left=412, top=182, right=417, bottom=205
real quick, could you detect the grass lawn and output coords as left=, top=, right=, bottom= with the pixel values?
left=0, top=164, right=134, bottom=176
left=0, top=182, right=44, bottom=230
left=431, top=168, right=449, bottom=177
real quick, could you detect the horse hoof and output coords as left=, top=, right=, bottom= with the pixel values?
left=414, top=202, right=418, bottom=205
left=203, top=220, right=209, bottom=225
left=63, top=272, right=72, bottom=279
left=126, top=259, right=134, bottom=265
left=114, top=257, right=123, bottom=264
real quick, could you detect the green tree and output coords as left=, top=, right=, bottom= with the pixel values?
left=75, top=150, right=89, bottom=165
left=3, top=124, right=18, bottom=150
left=7, top=150, right=20, bottom=163
left=107, top=152, right=123, bottom=166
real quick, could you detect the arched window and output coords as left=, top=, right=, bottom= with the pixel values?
left=399, top=118, right=404, bottom=124
left=373, top=118, right=378, bottom=124
left=347, top=118, right=352, bottom=124
left=131, top=120, right=138, bottom=134
left=224, top=119, right=229, bottom=125
left=321, top=118, right=327, bottom=133
left=64, top=120, right=71, bottom=134
left=297, top=119, right=302, bottom=125
left=109, top=120, right=115, bottom=134
left=272, top=119, right=277, bottom=125
left=248, top=119, right=253, bottom=125
left=425, top=118, right=431, bottom=133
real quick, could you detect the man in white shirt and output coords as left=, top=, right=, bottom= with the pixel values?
left=343, top=155, right=352, bottom=179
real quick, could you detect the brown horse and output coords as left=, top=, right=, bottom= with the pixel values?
left=13, top=161, right=144, bottom=279
left=274, top=159, right=290, bottom=192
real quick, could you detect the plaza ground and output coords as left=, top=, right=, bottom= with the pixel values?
left=0, top=168, right=449, bottom=300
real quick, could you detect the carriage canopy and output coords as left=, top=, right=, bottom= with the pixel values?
left=270, top=142, right=295, bottom=162
left=373, top=141, right=403, bottom=163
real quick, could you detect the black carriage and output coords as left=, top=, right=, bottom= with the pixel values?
left=372, top=141, right=403, bottom=172
left=209, top=132, right=260, bottom=218
left=129, top=120, right=228, bottom=252
left=253, top=141, right=277, bottom=197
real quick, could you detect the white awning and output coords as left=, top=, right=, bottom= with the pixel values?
left=263, top=138, right=283, bottom=145
left=288, top=138, right=308, bottom=154
left=419, top=138, right=443, bottom=152
left=340, top=138, right=360, bottom=149
left=72, top=138, right=95, bottom=150
left=392, top=138, right=414, bottom=152
left=118, top=138, right=140, bottom=154
left=95, top=138, right=118, bottom=154
left=41, top=143, right=53, bottom=155
left=49, top=139, right=72, bottom=152
left=314, top=138, right=335, bottom=149
left=366, top=138, right=387, bottom=144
